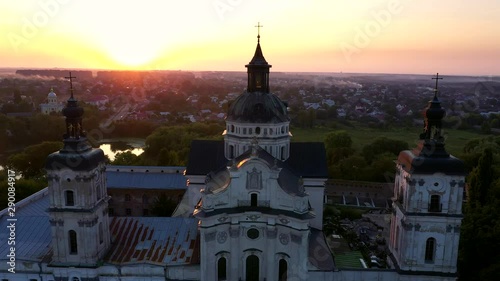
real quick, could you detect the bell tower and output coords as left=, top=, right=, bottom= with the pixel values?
left=45, top=72, right=110, bottom=267
left=224, top=26, right=291, bottom=161
left=389, top=74, right=466, bottom=277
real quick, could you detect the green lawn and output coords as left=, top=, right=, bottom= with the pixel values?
left=291, top=125, right=485, bottom=157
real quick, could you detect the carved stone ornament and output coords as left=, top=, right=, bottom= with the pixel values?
left=217, top=231, right=228, bottom=244
left=279, top=218, right=290, bottom=224
left=247, top=214, right=261, bottom=221
left=247, top=167, right=262, bottom=190
left=217, top=216, right=229, bottom=223
left=279, top=233, right=289, bottom=245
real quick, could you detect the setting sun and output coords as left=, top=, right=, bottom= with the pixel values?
left=0, top=0, right=499, bottom=75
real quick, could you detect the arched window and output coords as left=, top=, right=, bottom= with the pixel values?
left=230, top=125, right=234, bottom=133
left=251, top=193, right=258, bottom=207
left=65, top=190, right=74, bottom=206
left=425, top=238, right=436, bottom=262
left=69, top=230, right=78, bottom=254
left=99, top=222, right=103, bottom=244
left=246, top=255, right=259, bottom=281
left=71, top=277, right=81, bottom=281
left=278, top=259, right=288, bottom=281
left=429, top=195, right=441, bottom=212
left=217, top=257, right=227, bottom=280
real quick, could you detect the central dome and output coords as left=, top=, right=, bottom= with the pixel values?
left=226, top=91, right=289, bottom=123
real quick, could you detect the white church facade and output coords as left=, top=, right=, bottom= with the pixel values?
left=0, top=35, right=466, bottom=281
left=40, top=88, right=64, bottom=114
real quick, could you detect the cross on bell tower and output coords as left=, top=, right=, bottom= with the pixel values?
left=246, top=22, right=271, bottom=93
left=432, top=73, right=443, bottom=98
left=255, top=22, right=263, bottom=42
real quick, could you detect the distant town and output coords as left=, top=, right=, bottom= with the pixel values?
left=1, top=68, right=499, bottom=128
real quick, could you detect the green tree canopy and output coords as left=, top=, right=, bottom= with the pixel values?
left=324, top=131, right=355, bottom=166
left=361, top=137, right=408, bottom=163
left=6, top=141, right=63, bottom=178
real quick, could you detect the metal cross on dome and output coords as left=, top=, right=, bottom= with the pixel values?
left=432, top=72, right=443, bottom=97
left=255, top=22, right=263, bottom=41
left=64, top=71, right=77, bottom=98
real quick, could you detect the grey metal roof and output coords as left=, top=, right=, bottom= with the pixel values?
left=0, top=192, right=52, bottom=262
left=308, top=229, right=336, bottom=271
left=186, top=140, right=329, bottom=179
left=106, top=171, right=187, bottom=190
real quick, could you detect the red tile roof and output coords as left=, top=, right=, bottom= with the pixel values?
left=106, top=217, right=199, bottom=265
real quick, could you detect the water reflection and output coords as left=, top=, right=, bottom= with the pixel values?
left=99, top=142, right=144, bottom=161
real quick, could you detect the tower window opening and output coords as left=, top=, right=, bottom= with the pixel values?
left=279, top=259, right=288, bottom=281
left=69, top=230, right=78, bottom=255
left=251, top=193, right=258, bottom=207
left=429, top=195, right=441, bottom=212
left=249, top=128, right=253, bottom=134
left=65, top=190, right=74, bottom=206
left=425, top=238, right=436, bottom=262
left=256, top=127, right=261, bottom=134
left=217, top=257, right=227, bottom=280
left=230, top=125, right=235, bottom=133
left=243, top=128, right=247, bottom=135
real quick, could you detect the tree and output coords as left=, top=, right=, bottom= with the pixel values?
left=0, top=177, right=47, bottom=209
left=325, top=131, right=355, bottom=163
left=361, top=137, right=408, bottom=164
left=111, top=151, right=141, bottom=166
left=6, top=141, right=63, bottom=178
left=150, top=194, right=178, bottom=217
left=459, top=147, right=500, bottom=280
left=466, top=148, right=494, bottom=209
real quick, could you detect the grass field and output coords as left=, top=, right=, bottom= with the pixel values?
left=291, top=125, right=486, bottom=157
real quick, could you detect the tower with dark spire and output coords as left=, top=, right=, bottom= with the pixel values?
left=389, top=73, right=466, bottom=276
left=245, top=22, right=271, bottom=93
left=45, top=72, right=110, bottom=269
left=225, top=25, right=291, bottom=161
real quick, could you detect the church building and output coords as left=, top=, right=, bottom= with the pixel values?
left=40, top=88, right=64, bottom=114
left=0, top=31, right=466, bottom=281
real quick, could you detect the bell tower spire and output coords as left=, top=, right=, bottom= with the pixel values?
left=45, top=72, right=110, bottom=268
left=246, top=22, right=271, bottom=93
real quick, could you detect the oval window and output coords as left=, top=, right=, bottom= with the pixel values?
left=247, top=228, right=259, bottom=240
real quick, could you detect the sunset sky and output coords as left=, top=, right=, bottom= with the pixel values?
left=1, top=0, right=499, bottom=75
